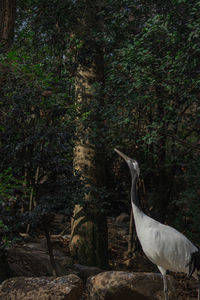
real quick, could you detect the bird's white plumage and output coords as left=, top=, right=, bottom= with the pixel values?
left=132, top=203, right=197, bottom=274
left=114, top=148, right=200, bottom=300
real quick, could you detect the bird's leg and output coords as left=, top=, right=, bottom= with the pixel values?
left=158, top=266, right=168, bottom=300
left=163, top=273, right=169, bottom=300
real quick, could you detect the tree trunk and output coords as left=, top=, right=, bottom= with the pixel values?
left=0, top=0, right=16, bottom=90
left=0, top=0, right=16, bottom=52
left=70, top=49, right=108, bottom=268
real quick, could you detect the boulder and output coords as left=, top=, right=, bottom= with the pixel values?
left=0, top=274, right=83, bottom=300
left=8, top=243, right=74, bottom=277
left=86, top=271, right=178, bottom=300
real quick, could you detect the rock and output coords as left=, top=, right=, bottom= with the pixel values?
left=0, top=274, right=83, bottom=300
left=74, top=264, right=103, bottom=281
left=115, top=213, right=130, bottom=224
left=86, top=271, right=178, bottom=300
left=8, top=243, right=74, bottom=277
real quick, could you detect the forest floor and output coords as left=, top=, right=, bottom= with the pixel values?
left=44, top=214, right=197, bottom=299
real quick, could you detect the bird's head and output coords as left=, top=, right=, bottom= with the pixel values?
left=114, top=148, right=140, bottom=178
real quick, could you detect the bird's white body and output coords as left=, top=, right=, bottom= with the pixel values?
left=132, top=203, right=198, bottom=275
left=114, top=148, right=200, bottom=299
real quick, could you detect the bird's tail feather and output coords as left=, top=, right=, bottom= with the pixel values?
left=187, top=244, right=200, bottom=278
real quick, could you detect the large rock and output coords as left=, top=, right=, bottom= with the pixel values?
left=86, top=271, right=179, bottom=300
left=8, top=242, right=74, bottom=277
left=0, top=274, right=83, bottom=300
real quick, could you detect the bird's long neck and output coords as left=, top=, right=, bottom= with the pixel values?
left=130, top=172, right=144, bottom=222
left=131, top=173, right=140, bottom=207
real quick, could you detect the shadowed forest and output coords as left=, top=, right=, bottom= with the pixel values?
left=0, top=0, right=200, bottom=299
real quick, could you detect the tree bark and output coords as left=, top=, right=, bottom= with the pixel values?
left=70, top=48, right=108, bottom=268
left=0, top=0, right=16, bottom=91
left=0, top=0, right=16, bottom=52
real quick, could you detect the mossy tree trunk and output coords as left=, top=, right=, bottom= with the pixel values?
left=70, top=50, right=108, bottom=268
left=0, top=0, right=16, bottom=280
left=69, top=5, right=109, bottom=266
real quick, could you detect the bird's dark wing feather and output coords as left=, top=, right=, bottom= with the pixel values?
left=187, top=244, right=200, bottom=278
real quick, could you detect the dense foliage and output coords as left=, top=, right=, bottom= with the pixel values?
left=0, top=28, right=80, bottom=238
left=105, top=0, right=200, bottom=241
left=0, top=0, right=200, bottom=244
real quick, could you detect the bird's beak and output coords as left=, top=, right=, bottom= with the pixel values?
left=114, top=148, right=140, bottom=177
left=114, top=148, right=130, bottom=162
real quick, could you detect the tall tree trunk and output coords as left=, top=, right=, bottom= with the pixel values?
left=70, top=48, right=108, bottom=268
left=0, top=0, right=16, bottom=52
left=0, top=1, right=16, bottom=278
left=0, top=0, right=16, bottom=89
left=70, top=1, right=108, bottom=269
